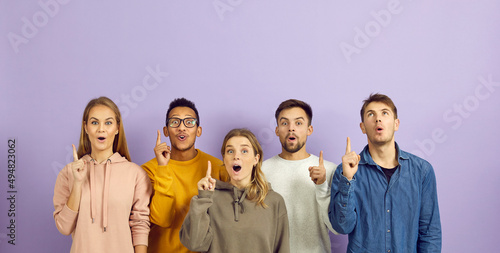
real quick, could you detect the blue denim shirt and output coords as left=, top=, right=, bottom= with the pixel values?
left=329, top=143, right=441, bottom=253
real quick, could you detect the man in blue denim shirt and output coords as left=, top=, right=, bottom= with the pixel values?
left=329, top=93, right=441, bottom=253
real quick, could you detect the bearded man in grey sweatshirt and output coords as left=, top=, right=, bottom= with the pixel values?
left=262, top=99, right=338, bottom=253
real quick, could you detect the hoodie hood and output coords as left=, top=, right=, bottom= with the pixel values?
left=81, top=152, right=128, bottom=232
left=214, top=180, right=273, bottom=222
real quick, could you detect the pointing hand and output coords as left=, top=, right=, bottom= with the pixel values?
left=154, top=130, right=171, bottom=166
left=309, top=151, right=326, bottom=185
left=342, top=137, right=360, bottom=180
left=197, top=161, right=216, bottom=191
left=71, top=144, right=87, bottom=183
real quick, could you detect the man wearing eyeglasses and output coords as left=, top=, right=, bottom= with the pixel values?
left=141, top=98, right=228, bottom=253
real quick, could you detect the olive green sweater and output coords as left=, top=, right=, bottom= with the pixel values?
left=180, top=180, right=290, bottom=253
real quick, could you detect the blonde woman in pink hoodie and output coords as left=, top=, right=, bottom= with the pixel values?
left=53, top=96, right=152, bottom=253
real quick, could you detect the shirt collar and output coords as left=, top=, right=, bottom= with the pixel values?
left=359, top=142, right=409, bottom=166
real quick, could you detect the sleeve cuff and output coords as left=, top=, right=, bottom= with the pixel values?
left=61, top=204, right=79, bottom=218
left=155, top=165, right=171, bottom=179
left=314, top=180, right=330, bottom=196
left=338, top=175, right=354, bottom=194
left=198, top=190, right=214, bottom=199
left=132, top=234, right=149, bottom=247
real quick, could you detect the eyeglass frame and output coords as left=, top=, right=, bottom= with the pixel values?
left=165, top=117, right=198, bottom=128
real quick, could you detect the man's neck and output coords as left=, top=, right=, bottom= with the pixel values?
left=368, top=141, right=398, bottom=168
left=278, top=148, right=310, bottom=161
left=170, top=148, right=198, bottom=162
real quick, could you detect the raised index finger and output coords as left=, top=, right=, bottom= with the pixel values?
left=346, top=137, right=351, bottom=155
left=319, top=150, right=324, bottom=167
left=156, top=130, right=162, bottom=146
left=72, top=144, right=78, bottom=161
left=206, top=161, right=212, bottom=178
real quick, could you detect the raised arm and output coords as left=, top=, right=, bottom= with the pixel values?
left=329, top=137, right=360, bottom=234
left=141, top=130, right=176, bottom=227
left=310, top=151, right=338, bottom=233
left=53, top=145, right=88, bottom=235
left=180, top=163, right=215, bottom=251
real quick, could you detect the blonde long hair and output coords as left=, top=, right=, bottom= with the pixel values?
left=221, top=128, right=269, bottom=207
left=77, top=96, right=131, bottom=161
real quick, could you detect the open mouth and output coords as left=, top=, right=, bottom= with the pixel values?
left=233, top=165, right=242, bottom=172
left=178, top=135, right=186, bottom=140
left=98, top=137, right=106, bottom=141
left=288, top=135, right=296, bottom=141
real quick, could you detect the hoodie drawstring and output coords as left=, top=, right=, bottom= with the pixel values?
left=232, top=187, right=247, bottom=222
left=89, top=158, right=111, bottom=232
left=89, top=160, right=96, bottom=224
left=102, top=159, right=111, bottom=232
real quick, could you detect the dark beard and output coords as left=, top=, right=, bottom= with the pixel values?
left=281, top=140, right=305, bottom=154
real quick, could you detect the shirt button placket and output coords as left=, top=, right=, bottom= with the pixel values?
left=385, top=194, right=392, bottom=253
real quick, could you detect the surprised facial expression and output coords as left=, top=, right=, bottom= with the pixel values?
left=275, top=107, right=313, bottom=154
left=84, top=105, right=119, bottom=156
left=360, top=102, right=399, bottom=146
left=163, top=106, right=202, bottom=153
left=223, top=136, right=259, bottom=189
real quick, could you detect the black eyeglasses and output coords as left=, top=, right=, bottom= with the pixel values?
left=166, top=117, right=198, bottom=128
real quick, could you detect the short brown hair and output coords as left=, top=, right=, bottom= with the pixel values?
left=275, top=99, right=313, bottom=125
left=360, top=93, right=398, bottom=122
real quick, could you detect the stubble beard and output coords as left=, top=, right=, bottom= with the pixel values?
left=281, top=139, right=305, bottom=154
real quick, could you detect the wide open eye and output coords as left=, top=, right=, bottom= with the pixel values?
left=185, top=118, right=197, bottom=127
left=168, top=118, right=180, bottom=127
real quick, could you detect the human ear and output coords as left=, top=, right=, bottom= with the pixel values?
left=163, top=126, right=169, bottom=138
left=360, top=122, right=366, bottom=134
left=196, top=126, right=202, bottom=137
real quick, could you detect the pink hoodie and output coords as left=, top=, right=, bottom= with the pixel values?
left=53, top=153, right=152, bottom=253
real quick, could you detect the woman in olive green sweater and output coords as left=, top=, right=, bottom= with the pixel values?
left=180, top=128, right=290, bottom=253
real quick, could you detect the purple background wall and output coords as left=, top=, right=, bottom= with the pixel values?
left=1, top=1, right=499, bottom=252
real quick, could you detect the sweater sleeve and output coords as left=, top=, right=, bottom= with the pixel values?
left=129, top=167, right=153, bottom=247
left=329, top=164, right=357, bottom=234
left=179, top=190, right=214, bottom=252
left=315, top=161, right=338, bottom=234
left=141, top=159, right=176, bottom=227
left=53, top=164, right=79, bottom=235
left=275, top=197, right=290, bottom=253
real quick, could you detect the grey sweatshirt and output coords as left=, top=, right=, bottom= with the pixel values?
left=180, top=180, right=290, bottom=253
